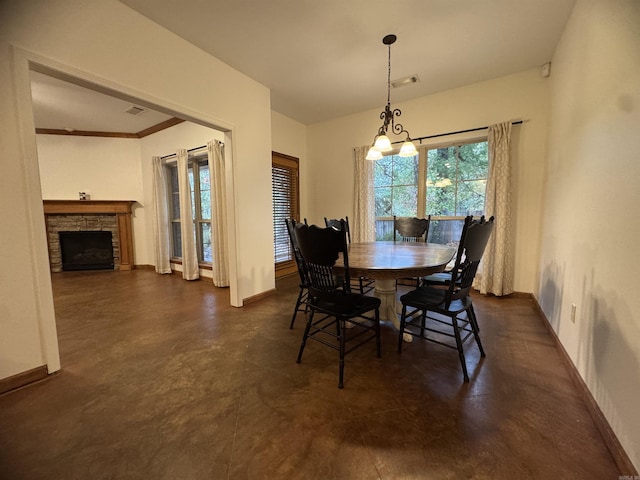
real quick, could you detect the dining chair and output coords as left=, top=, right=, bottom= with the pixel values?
left=421, top=215, right=475, bottom=287
left=420, top=215, right=484, bottom=325
left=285, top=218, right=309, bottom=329
left=324, top=216, right=375, bottom=295
left=394, top=215, right=431, bottom=286
left=393, top=215, right=431, bottom=242
left=293, top=221, right=381, bottom=389
left=397, top=215, right=495, bottom=382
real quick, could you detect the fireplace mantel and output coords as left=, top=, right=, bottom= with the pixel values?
left=43, top=200, right=135, bottom=215
left=43, top=200, right=136, bottom=270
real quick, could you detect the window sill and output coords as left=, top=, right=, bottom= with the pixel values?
left=170, top=258, right=212, bottom=271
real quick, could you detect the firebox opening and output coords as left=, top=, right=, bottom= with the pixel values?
left=59, top=231, right=114, bottom=271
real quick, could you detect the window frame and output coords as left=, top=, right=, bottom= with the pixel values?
left=374, top=136, right=489, bottom=239
left=165, top=152, right=213, bottom=267
left=272, top=152, right=300, bottom=279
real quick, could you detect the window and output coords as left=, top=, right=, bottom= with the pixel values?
left=166, top=153, right=212, bottom=264
left=272, top=152, right=300, bottom=278
left=374, top=139, right=488, bottom=244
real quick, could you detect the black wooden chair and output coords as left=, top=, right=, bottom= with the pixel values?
left=285, top=218, right=309, bottom=329
left=324, top=216, right=375, bottom=295
left=420, top=215, right=475, bottom=288
left=294, top=221, right=381, bottom=389
left=397, top=215, right=494, bottom=382
left=420, top=215, right=485, bottom=325
left=394, top=215, right=431, bottom=242
left=394, top=215, right=431, bottom=286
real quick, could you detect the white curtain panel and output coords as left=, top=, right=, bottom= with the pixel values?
left=151, top=156, right=172, bottom=274
left=475, top=122, right=515, bottom=296
left=177, top=149, right=200, bottom=280
left=352, top=146, right=376, bottom=242
left=207, top=140, right=229, bottom=287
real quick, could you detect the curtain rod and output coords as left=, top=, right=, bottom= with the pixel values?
left=392, top=120, right=523, bottom=145
left=160, top=142, right=224, bottom=160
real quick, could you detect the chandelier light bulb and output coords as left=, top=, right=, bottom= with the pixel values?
left=366, top=147, right=383, bottom=160
left=373, top=135, right=392, bottom=152
left=399, top=140, right=418, bottom=157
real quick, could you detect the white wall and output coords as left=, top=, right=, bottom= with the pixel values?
left=270, top=111, right=309, bottom=217
left=37, top=135, right=143, bottom=202
left=539, top=0, right=640, bottom=469
left=36, top=134, right=147, bottom=262
left=307, top=68, right=550, bottom=294
left=0, top=0, right=273, bottom=380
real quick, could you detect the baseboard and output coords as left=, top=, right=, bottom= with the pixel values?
left=243, top=288, right=277, bottom=305
left=0, top=365, right=49, bottom=395
left=133, top=264, right=155, bottom=270
left=530, top=294, right=638, bottom=475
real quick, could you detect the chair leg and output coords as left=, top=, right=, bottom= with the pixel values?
left=398, top=305, right=408, bottom=353
left=468, top=307, right=486, bottom=358
left=469, top=303, right=479, bottom=332
left=289, top=287, right=305, bottom=329
left=451, top=314, right=470, bottom=382
left=297, top=308, right=314, bottom=364
left=375, top=309, right=381, bottom=359
left=338, top=317, right=345, bottom=389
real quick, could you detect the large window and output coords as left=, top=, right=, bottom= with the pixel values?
left=374, top=139, right=488, bottom=243
left=167, top=153, right=212, bottom=264
left=272, top=152, right=300, bottom=278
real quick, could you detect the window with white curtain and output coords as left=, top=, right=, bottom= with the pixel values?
left=166, top=153, right=212, bottom=264
left=374, top=139, right=489, bottom=244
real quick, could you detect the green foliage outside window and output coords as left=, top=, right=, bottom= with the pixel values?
left=374, top=140, right=488, bottom=243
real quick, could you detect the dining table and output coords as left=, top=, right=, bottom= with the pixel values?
left=338, top=241, right=456, bottom=342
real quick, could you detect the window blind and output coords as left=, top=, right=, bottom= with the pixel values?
left=272, top=154, right=299, bottom=275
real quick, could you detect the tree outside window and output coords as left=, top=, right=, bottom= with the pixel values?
left=374, top=139, right=488, bottom=244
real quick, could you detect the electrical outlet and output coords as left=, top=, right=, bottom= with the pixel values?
left=571, top=304, right=577, bottom=323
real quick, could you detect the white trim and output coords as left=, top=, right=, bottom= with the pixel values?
left=10, top=47, right=61, bottom=372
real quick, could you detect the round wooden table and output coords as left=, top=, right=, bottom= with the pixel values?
left=339, top=241, right=456, bottom=341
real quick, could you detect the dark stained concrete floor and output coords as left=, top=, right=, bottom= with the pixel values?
left=0, top=270, right=623, bottom=479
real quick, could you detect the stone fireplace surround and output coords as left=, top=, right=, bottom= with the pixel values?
left=43, top=200, right=135, bottom=272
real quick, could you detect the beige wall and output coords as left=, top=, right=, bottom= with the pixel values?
left=539, top=0, right=640, bottom=469
left=306, top=68, right=550, bottom=293
left=0, top=0, right=273, bottom=379
left=270, top=111, right=309, bottom=218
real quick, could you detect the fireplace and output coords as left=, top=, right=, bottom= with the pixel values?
left=43, top=200, right=135, bottom=272
left=59, top=231, right=115, bottom=271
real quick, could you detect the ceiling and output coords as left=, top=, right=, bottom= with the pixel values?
left=30, top=0, right=577, bottom=131
left=30, top=71, right=175, bottom=134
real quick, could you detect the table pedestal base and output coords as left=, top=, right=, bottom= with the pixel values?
left=374, top=279, right=413, bottom=343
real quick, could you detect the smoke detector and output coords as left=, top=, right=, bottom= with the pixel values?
left=124, top=105, right=146, bottom=116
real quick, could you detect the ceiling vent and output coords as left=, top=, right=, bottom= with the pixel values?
left=124, top=105, right=146, bottom=116
left=391, top=75, right=420, bottom=89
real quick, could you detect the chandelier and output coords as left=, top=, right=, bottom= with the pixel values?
left=366, top=34, right=418, bottom=161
